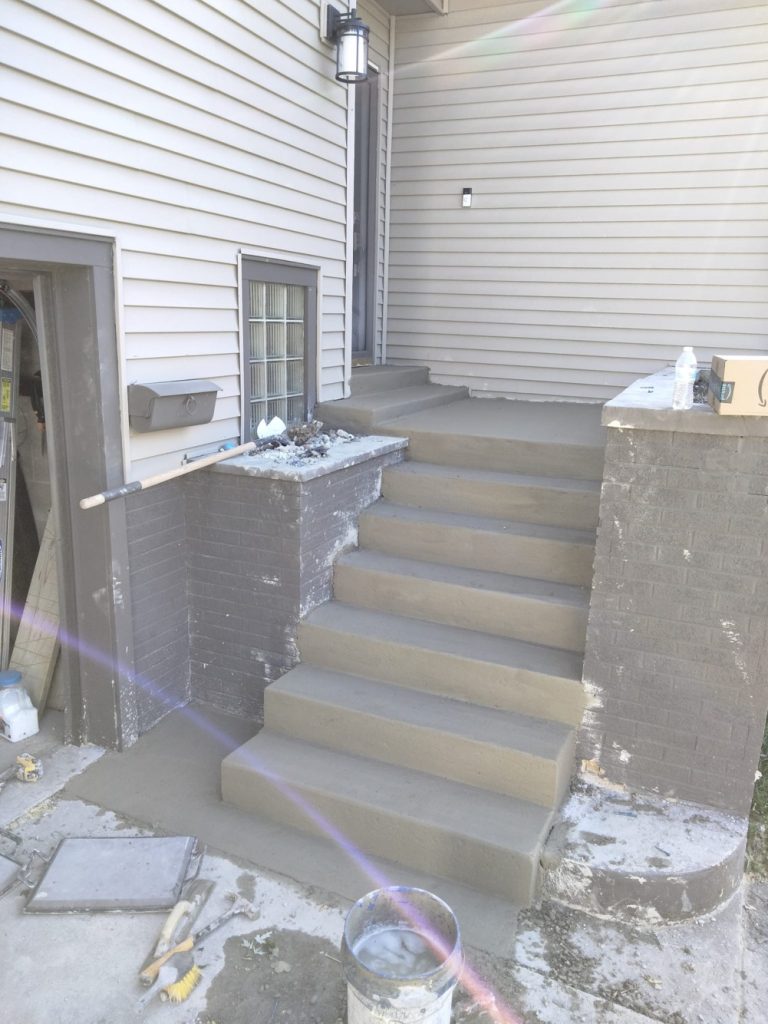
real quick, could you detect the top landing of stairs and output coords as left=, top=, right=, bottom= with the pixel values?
left=384, top=396, right=605, bottom=451
left=315, top=364, right=468, bottom=431
left=316, top=364, right=606, bottom=481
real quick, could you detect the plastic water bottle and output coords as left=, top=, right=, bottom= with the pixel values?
left=672, top=346, right=697, bottom=410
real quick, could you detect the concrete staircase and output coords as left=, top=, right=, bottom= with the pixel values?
left=222, top=367, right=604, bottom=904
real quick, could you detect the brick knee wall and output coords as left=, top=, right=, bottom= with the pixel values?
left=581, top=426, right=768, bottom=816
left=126, top=482, right=190, bottom=734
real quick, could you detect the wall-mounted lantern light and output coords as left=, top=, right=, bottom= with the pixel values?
left=322, top=4, right=370, bottom=84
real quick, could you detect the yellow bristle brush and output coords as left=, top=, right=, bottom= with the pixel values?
left=161, top=963, right=202, bottom=1004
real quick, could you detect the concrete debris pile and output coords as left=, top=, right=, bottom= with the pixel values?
left=248, top=421, right=356, bottom=465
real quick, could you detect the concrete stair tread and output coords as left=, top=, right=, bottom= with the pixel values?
left=362, top=500, right=596, bottom=546
left=302, top=602, right=584, bottom=684
left=381, top=397, right=605, bottom=448
left=316, top=384, right=468, bottom=431
left=271, top=663, right=573, bottom=761
left=333, top=384, right=462, bottom=412
left=385, top=460, right=601, bottom=495
left=351, top=365, right=429, bottom=395
left=224, top=730, right=554, bottom=857
left=337, top=549, right=589, bottom=608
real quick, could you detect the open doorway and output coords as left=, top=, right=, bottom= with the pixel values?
left=0, top=277, right=63, bottom=720
left=0, top=226, right=139, bottom=751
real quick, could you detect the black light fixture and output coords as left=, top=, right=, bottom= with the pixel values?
left=324, top=4, right=370, bottom=84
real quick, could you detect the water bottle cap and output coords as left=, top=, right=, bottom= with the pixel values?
left=0, top=669, right=22, bottom=688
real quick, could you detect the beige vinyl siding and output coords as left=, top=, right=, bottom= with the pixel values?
left=1, top=0, right=351, bottom=474
left=388, top=0, right=768, bottom=402
left=358, top=0, right=393, bottom=364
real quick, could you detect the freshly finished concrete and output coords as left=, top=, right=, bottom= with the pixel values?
left=381, top=397, right=606, bottom=479
left=66, top=704, right=525, bottom=956
left=380, top=461, right=601, bottom=529
left=359, top=501, right=596, bottom=587
left=333, top=548, right=590, bottom=653
left=2, top=709, right=766, bottom=1024
left=298, top=602, right=586, bottom=727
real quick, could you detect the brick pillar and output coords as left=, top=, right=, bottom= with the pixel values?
left=581, top=372, right=768, bottom=817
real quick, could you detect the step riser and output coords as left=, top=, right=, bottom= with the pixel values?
left=298, top=621, right=585, bottom=727
left=351, top=366, right=429, bottom=395
left=381, top=470, right=599, bottom=530
left=333, top=565, right=588, bottom=653
left=359, top=515, right=594, bottom=587
left=385, top=429, right=603, bottom=481
left=266, top=687, right=574, bottom=808
left=316, top=388, right=468, bottom=432
left=222, top=750, right=540, bottom=902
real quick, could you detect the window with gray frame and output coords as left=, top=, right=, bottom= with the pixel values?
left=242, top=259, right=317, bottom=436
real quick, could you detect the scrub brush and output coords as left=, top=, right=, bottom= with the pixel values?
left=161, top=962, right=202, bottom=1004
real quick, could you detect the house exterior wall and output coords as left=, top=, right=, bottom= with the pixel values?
left=2, top=0, right=352, bottom=476
left=387, top=0, right=768, bottom=402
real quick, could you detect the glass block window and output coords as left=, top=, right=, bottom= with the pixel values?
left=242, top=260, right=317, bottom=438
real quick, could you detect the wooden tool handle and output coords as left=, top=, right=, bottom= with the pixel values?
left=79, top=441, right=256, bottom=510
left=140, top=936, right=195, bottom=985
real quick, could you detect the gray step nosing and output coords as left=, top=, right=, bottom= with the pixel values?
left=223, top=732, right=552, bottom=855
left=268, top=665, right=572, bottom=760
left=300, top=603, right=584, bottom=683
left=336, top=550, right=589, bottom=609
left=351, top=366, right=430, bottom=396
left=383, top=461, right=601, bottom=494
left=267, top=690, right=567, bottom=807
left=361, top=501, right=597, bottom=546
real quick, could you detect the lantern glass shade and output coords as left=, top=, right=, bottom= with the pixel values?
left=335, top=13, right=369, bottom=83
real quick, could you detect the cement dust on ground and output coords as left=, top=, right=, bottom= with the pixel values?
left=1, top=733, right=768, bottom=1024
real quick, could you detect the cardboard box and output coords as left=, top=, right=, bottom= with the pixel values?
left=707, top=355, right=768, bottom=416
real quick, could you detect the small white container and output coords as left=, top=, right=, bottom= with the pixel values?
left=0, top=670, right=39, bottom=743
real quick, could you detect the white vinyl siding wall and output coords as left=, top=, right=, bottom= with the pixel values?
left=388, top=0, right=768, bottom=402
left=358, top=0, right=393, bottom=364
left=1, top=0, right=351, bottom=474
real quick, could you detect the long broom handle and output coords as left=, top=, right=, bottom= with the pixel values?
left=79, top=441, right=256, bottom=510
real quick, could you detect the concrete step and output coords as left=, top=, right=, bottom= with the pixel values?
left=382, top=461, right=600, bottom=530
left=299, top=603, right=585, bottom=727
left=379, top=398, right=605, bottom=480
left=315, top=384, right=469, bottom=432
left=221, top=730, right=554, bottom=902
left=359, top=501, right=595, bottom=587
left=333, top=550, right=589, bottom=653
left=266, top=665, right=576, bottom=808
left=350, top=364, right=429, bottom=395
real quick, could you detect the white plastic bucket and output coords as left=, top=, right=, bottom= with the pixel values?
left=341, top=887, right=463, bottom=1024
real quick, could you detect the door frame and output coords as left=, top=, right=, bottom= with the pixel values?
left=352, top=65, right=381, bottom=365
left=0, top=223, right=137, bottom=749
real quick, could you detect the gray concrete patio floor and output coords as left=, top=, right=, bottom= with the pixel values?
left=0, top=704, right=765, bottom=1023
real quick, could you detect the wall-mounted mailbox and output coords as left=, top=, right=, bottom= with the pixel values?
left=127, top=379, right=221, bottom=433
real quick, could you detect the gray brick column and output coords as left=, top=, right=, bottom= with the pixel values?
left=581, top=370, right=768, bottom=816
left=186, top=440, right=405, bottom=719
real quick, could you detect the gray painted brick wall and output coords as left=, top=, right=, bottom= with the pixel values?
left=581, top=426, right=768, bottom=816
left=185, top=452, right=401, bottom=721
left=126, top=481, right=189, bottom=734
